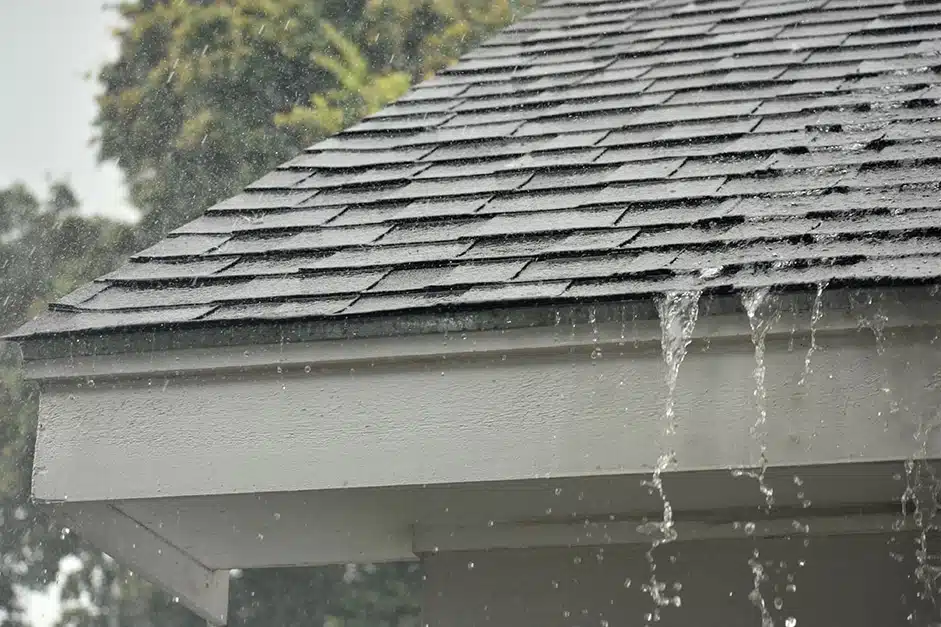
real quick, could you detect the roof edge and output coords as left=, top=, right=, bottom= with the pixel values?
left=21, top=284, right=940, bottom=382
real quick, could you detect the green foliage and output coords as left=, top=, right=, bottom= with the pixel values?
left=0, top=182, right=132, bottom=625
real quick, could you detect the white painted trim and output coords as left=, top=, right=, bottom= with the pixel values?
left=30, top=316, right=941, bottom=502
left=57, top=503, right=229, bottom=625
left=413, top=510, right=911, bottom=553
left=22, top=286, right=938, bottom=382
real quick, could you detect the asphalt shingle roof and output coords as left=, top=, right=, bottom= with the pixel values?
left=13, top=0, right=941, bottom=339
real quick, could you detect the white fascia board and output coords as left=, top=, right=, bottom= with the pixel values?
left=28, top=286, right=941, bottom=504
left=56, top=502, right=229, bottom=625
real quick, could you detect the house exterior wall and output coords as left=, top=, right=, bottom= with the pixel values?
left=423, top=534, right=929, bottom=627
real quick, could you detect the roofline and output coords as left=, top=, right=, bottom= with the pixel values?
left=21, top=284, right=939, bottom=382
left=8, top=280, right=940, bottom=363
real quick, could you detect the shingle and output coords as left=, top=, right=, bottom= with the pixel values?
left=617, top=199, right=738, bottom=227
left=297, top=164, right=428, bottom=188
left=605, top=158, right=685, bottom=181
left=841, top=162, right=941, bottom=188
left=479, top=188, right=607, bottom=213
left=392, top=195, right=492, bottom=220
left=103, top=259, right=238, bottom=282
left=340, top=291, right=459, bottom=315
left=214, top=257, right=322, bottom=278
left=631, top=100, right=761, bottom=125
left=245, top=170, right=312, bottom=190
left=326, top=204, right=409, bottom=226
left=370, top=260, right=528, bottom=292
left=306, top=241, right=474, bottom=270
left=422, top=137, right=546, bottom=161
left=300, top=185, right=404, bottom=208
left=211, top=225, right=391, bottom=255
left=377, top=219, right=485, bottom=245
left=206, top=298, right=355, bottom=321
left=81, top=283, right=240, bottom=310
left=173, top=207, right=345, bottom=234
left=505, top=148, right=606, bottom=169
left=230, top=271, right=388, bottom=300
left=384, top=172, right=532, bottom=200
left=522, top=165, right=618, bottom=190
left=454, top=281, right=571, bottom=305
left=474, top=207, right=626, bottom=236
left=657, top=118, right=761, bottom=142
left=350, top=113, right=454, bottom=132
left=54, top=282, right=109, bottom=308
left=595, top=177, right=726, bottom=203
left=516, top=250, right=677, bottom=281
left=673, top=154, right=775, bottom=178
left=718, top=169, right=847, bottom=195
left=206, top=191, right=315, bottom=212
left=134, top=235, right=230, bottom=259
left=543, top=228, right=640, bottom=252
left=285, top=147, right=435, bottom=169
left=10, top=306, right=215, bottom=337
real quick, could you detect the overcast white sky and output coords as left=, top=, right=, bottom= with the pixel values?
left=1, top=0, right=135, bottom=221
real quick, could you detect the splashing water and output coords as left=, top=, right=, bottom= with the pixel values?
left=748, top=551, right=774, bottom=627
left=799, top=282, right=827, bottom=386
left=905, top=398, right=941, bottom=611
left=741, top=287, right=781, bottom=510
left=640, top=291, right=701, bottom=623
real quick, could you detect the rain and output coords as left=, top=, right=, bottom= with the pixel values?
left=2, top=0, right=941, bottom=625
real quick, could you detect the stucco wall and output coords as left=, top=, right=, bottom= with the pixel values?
left=423, top=533, right=931, bottom=627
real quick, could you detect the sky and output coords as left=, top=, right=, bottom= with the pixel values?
left=0, top=0, right=136, bottom=221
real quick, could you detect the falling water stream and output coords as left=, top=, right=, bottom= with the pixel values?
left=740, top=287, right=783, bottom=627
left=642, top=291, right=701, bottom=624
left=799, top=282, right=828, bottom=386
left=741, top=287, right=781, bottom=511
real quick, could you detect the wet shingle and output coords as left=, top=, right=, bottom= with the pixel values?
left=489, top=203, right=624, bottom=232
left=206, top=191, right=315, bottom=212
left=134, top=235, right=231, bottom=259
left=306, top=241, right=474, bottom=270
left=370, top=260, right=528, bottom=292
left=211, top=225, right=390, bottom=255
left=207, top=298, right=355, bottom=321
left=103, top=259, right=238, bottom=282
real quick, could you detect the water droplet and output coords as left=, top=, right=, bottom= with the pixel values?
left=273, top=512, right=281, bottom=521
left=786, top=618, right=797, bottom=627
left=624, top=578, right=632, bottom=588
left=744, top=522, right=756, bottom=535
left=304, top=365, right=311, bottom=374
left=467, top=561, right=475, bottom=570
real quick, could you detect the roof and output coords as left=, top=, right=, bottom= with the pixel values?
left=12, top=0, right=941, bottom=343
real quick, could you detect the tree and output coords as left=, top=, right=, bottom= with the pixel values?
left=0, top=182, right=133, bottom=625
